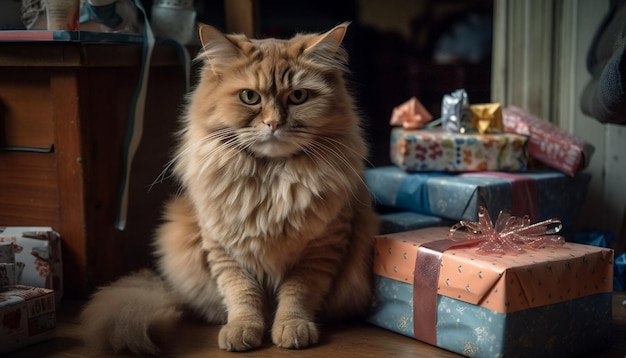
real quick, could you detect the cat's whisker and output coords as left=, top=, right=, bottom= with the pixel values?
left=302, top=140, right=368, bottom=206
left=300, top=151, right=353, bottom=204
left=149, top=128, right=236, bottom=191
left=317, top=136, right=374, bottom=168
left=306, top=137, right=368, bottom=189
left=197, top=136, right=245, bottom=177
left=296, top=143, right=349, bottom=194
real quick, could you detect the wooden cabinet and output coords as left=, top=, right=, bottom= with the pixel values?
left=0, top=42, right=187, bottom=297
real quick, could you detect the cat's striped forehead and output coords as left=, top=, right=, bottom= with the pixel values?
left=197, top=24, right=348, bottom=97
left=232, top=37, right=329, bottom=94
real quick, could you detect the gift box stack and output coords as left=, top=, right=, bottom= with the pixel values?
left=372, top=90, right=594, bottom=235
left=365, top=90, right=614, bottom=357
left=0, top=227, right=61, bottom=354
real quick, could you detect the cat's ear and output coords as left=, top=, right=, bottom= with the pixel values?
left=303, top=22, right=350, bottom=69
left=306, top=22, right=349, bottom=52
left=197, top=23, right=241, bottom=72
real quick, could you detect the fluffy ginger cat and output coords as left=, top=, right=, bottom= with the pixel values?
left=79, top=22, right=379, bottom=354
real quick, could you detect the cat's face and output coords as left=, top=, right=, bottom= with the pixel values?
left=191, top=24, right=354, bottom=159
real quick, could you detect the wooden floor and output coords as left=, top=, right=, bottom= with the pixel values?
left=5, top=292, right=626, bottom=357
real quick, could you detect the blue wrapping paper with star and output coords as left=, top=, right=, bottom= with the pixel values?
left=364, top=166, right=591, bottom=236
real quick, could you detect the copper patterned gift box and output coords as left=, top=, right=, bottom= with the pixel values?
left=0, top=228, right=63, bottom=305
left=367, top=226, right=614, bottom=358
left=390, top=127, right=528, bottom=172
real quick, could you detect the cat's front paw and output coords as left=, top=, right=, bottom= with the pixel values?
left=271, top=318, right=319, bottom=349
left=218, top=321, right=264, bottom=351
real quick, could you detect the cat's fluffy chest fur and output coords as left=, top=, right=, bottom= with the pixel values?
left=181, top=147, right=355, bottom=279
left=182, top=150, right=345, bottom=240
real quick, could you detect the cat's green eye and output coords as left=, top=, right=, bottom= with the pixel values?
left=239, top=90, right=261, bottom=105
left=288, top=89, right=308, bottom=105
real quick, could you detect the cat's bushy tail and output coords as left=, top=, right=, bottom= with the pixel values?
left=79, top=269, right=183, bottom=355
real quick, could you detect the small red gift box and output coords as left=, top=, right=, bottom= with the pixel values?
left=502, top=106, right=594, bottom=176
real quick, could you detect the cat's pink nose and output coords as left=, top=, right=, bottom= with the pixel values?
left=264, top=119, right=281, bottom=132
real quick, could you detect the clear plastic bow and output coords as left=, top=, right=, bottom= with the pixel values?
left=448, top=206, right=565, bottom=256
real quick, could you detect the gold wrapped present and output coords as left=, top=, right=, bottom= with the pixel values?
left=469, top=103, right=503, bottom=134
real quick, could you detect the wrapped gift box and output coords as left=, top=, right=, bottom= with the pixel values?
left=367, top=227, right=613, bottom=358
left=364, top=166, right=591, bottom=235
left=502, top=106, right=594, bottom=176
left=390, top=127, right=528, bottom=172
left=0, top=263, right=16, bottom=287
left=0, top=285, right=56, bottom=354
left=380, top=211, right=453, bottom=234
left=0, top=228, right=63, bottom=304
left=0, top=243, right=17, bottom=287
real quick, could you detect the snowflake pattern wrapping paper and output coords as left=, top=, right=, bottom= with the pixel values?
left=367, top=227, right=614, bottom=358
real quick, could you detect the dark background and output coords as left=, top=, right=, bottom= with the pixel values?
left=149, top=0, right=495, bottom=166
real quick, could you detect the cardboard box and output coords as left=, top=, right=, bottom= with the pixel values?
left=0, top=228, right=63, bottom=303
left=364, top=166, right=591, bottom=235
left=390, top=127, right=528, bottom=172
left=502, top=106, right=594, bottom=176
left=0, top=285, right=56, bottom=354
left=367, top=227, right=613, bottom=358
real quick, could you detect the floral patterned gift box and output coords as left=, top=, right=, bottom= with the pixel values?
left=390, top=127, right=528, bottom=172
left=367, top=226, right=614, bottom=358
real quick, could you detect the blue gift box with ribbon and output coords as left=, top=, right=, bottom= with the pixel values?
left=365, top=166, right=591, bottom=235
left=379, top=211, right=454, bottom=234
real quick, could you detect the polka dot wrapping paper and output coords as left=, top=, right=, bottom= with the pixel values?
left=368, top=226, right=614, bottom=358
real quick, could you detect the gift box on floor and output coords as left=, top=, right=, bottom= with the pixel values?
left=380, top=211, right=454, bottom=234
left=0, top=228, right=63, bottom=304
left=367, top=227, right=614, bottom=358
left=0, top=262, right=16, bottom=287
left=390, top=127, right=528, bottom=172
left=502, top=106, right=594, bottom=176
left=364, top=166, right=591, bottom=234
left=0, top=285, right=56, bottom=354
left=0, top=243, right=18, bottom=287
